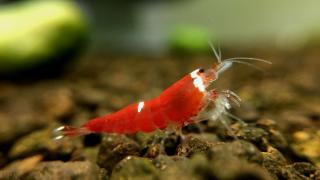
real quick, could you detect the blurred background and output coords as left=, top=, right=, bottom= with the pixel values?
left=0, top=0, right=319, bottom=179
left=83, top=0, right=320, bottom=52
left=0, top=0, right=320, bottom=74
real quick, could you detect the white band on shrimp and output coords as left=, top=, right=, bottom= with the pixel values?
left=137, top=101, right=144, bottom=113
left=190, top=69, right=206, bottom=92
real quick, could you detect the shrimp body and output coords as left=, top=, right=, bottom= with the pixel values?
left=71, top=69, right=207, bottom=136
left=54, top=53, right=271, bottom=139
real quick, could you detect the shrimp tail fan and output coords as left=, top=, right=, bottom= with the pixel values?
left=53, top=125, right=90, bottom=140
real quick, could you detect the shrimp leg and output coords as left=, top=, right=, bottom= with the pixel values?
left=206, top=89, right=242, bottom=139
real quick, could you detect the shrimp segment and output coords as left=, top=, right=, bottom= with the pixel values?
left=54, top=50, right=271, bottom=139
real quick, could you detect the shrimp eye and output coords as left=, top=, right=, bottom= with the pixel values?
left=199, top=68, right=205, bottom=73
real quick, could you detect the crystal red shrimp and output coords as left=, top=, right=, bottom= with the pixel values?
left=54, top=50, right=271, bottom=139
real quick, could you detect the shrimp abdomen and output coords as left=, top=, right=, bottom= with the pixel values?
left=80, top=72, right=206, bottom=134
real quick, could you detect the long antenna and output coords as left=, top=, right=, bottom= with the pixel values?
left=223, top=57, right=272, bottom=64
left=208, top=41, right=221, bottom=63
left=218, top=43, right=222, bottom=61
left=223, top=60, right=266, bottom=72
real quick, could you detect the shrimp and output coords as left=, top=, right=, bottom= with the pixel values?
left=54, top=48, right=271, bottom=139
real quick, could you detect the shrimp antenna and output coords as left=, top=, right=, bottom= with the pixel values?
left=222, top=57, right=272, bottom=73
left=222, top=60, right=266, bottom=73
left=208, top=41, right=221, bottom=63
left=223, top=57, right=272, bottom=64
left=218, top=44, right=222, bottom=61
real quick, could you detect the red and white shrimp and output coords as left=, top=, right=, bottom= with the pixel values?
left=54, top=49, right=271, bottom=139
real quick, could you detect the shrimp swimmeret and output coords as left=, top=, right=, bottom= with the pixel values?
left=54, top=47, right=271, bottom=139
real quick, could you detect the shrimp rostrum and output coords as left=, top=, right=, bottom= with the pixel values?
left=54, top=49, right=271, bottom=139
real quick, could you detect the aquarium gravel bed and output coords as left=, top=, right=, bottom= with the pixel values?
left=0, top=49, right=319, bottom=180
